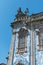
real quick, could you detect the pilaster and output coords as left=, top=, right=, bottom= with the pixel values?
left=7, top=29, right=16, bottom=65
left=30, top=23, right=35, bottom=65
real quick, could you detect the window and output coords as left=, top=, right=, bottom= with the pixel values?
left=38, top=28, right=43, bottom=51
left=16, top=28, right=28, bottom=54
left=40, top=33, right=43, bottom=45
left=17, top=36, right=27, bottom=54
left=19, top=37, right=25, bottom=49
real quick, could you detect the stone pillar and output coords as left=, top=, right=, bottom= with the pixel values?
left=36, top=30, right=40, bottom=50
left=30, top=23, right=35, bottom=65
left=7, top=29, right=16, bottom=65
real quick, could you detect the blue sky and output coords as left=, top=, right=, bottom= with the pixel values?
left=0, top=0, right=43, bottom=64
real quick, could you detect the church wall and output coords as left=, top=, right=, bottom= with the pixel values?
left=13, top=29, right=31, bottom=65
left=35, top=32, right=43, bottom=65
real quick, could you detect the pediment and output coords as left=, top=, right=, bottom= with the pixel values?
left=18, top=28, right=28, bottom=37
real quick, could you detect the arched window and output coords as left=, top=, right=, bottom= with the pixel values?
left=17, top=28, right=28, bottom=54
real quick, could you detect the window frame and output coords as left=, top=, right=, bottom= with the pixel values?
left=38, top=28, right=43, bottom=51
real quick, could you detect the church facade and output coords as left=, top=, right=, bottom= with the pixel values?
left=7, top=8, right=43, bottom=65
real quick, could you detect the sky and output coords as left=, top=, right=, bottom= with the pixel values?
left=0, top=0, right=43, bottom=64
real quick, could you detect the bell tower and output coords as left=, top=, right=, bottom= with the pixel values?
left=7, top=8, right=31, bottom=65
left=7, top=8, right=43, bottom=65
